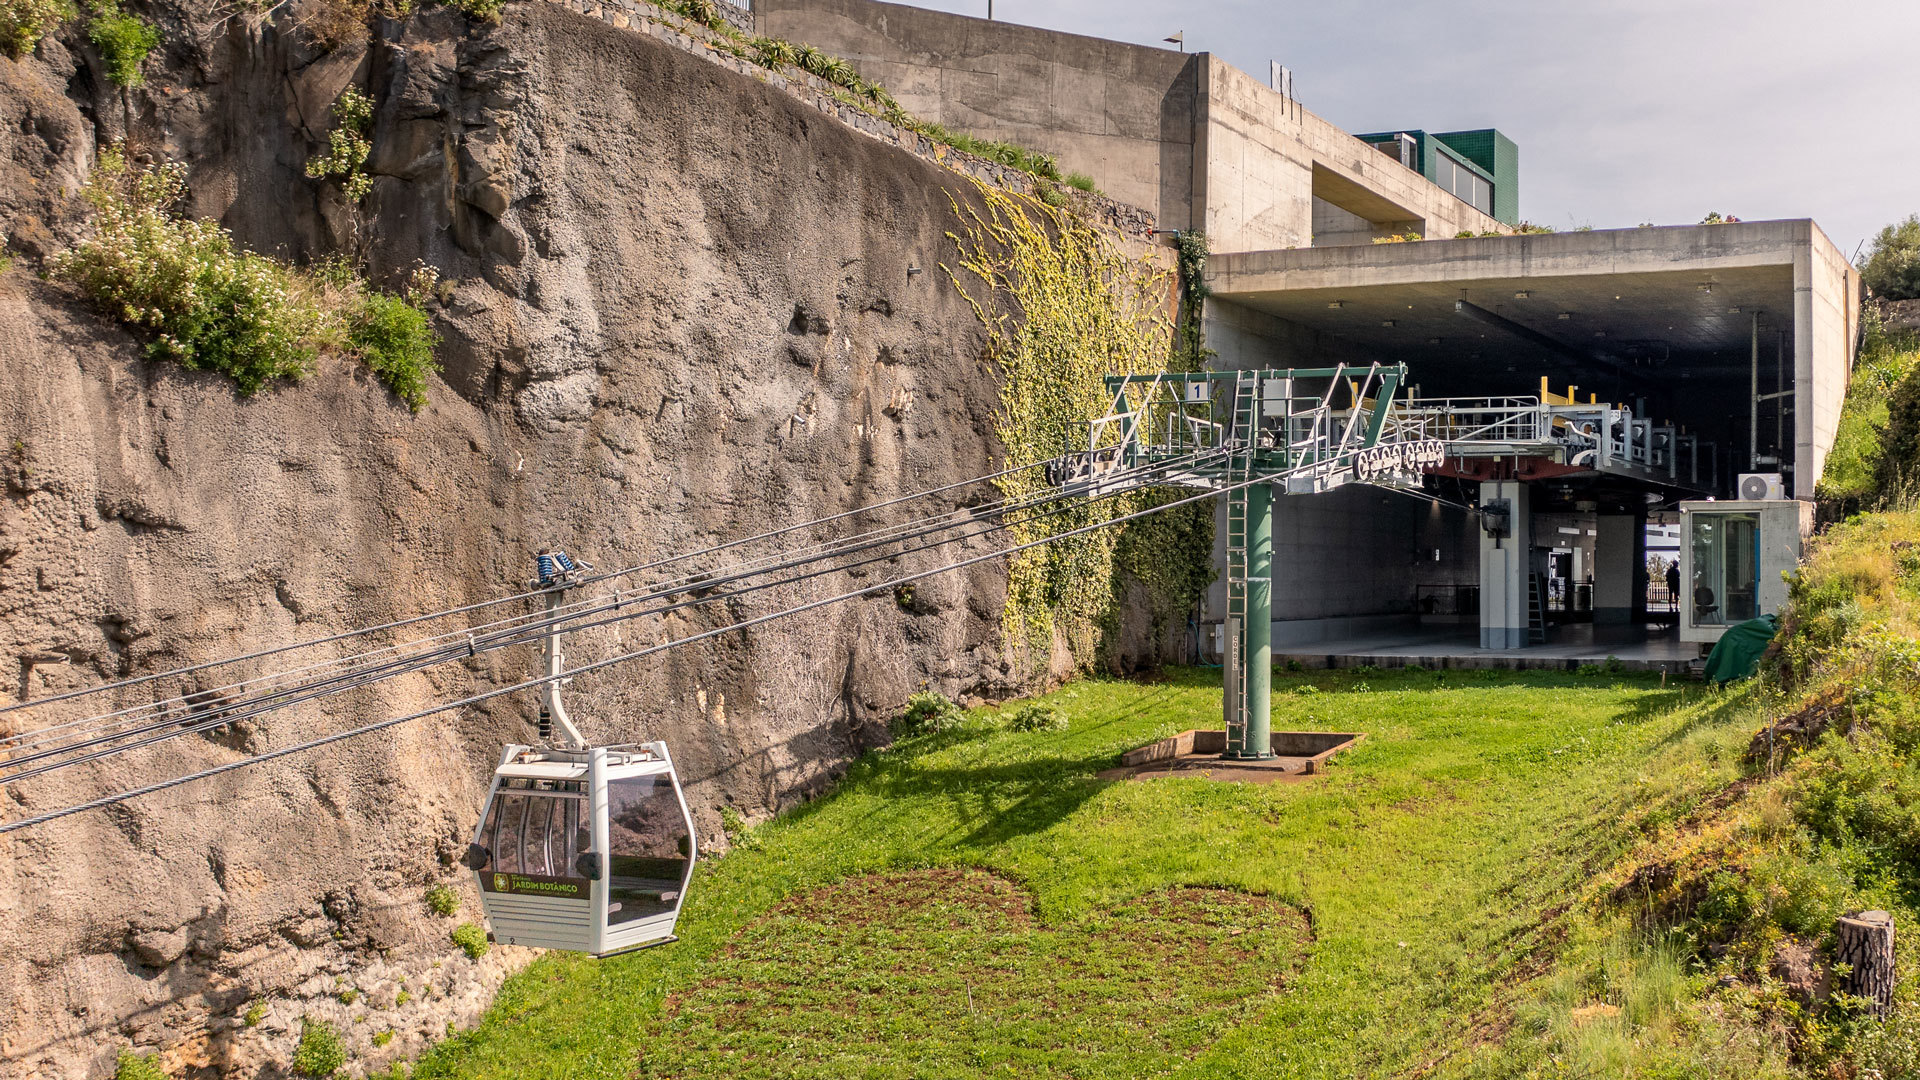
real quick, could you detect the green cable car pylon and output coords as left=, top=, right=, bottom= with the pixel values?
left=1054, top=362, right=1430, bottom=758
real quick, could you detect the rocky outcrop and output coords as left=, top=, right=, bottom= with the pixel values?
left=0, top=2, right=1166, bottom=1074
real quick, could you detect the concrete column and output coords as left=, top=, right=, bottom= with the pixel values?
left=1592, top=514, right=1647, bottom=625
left=1478, top=480, right=1532, bottom=649
left=1230, top=482, right=1274, bottom=759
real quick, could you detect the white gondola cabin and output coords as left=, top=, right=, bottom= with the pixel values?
left=462, top=549, right=698, bottom=958
left=466, top=741, right=697, bottom=956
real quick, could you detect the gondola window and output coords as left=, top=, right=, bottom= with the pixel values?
left=606, top=776, right=692, bottom=926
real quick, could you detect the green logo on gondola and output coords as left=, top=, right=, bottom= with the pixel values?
left=489, top=872, right=583, bottom=896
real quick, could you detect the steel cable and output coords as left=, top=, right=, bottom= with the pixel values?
left=0, top=444, right=1313, bottom=835
left=0, top=455, right=1060, bottom=718
left=2, top=449, right=1228, bottom=784
left=0, top=453, right=1124, bottom=751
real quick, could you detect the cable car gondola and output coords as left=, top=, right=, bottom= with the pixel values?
left=462, top=551, right=698, bottom=957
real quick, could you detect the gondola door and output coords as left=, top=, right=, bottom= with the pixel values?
left=593, top=744, right=698, bottom=954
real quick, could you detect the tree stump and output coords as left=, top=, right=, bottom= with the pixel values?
left=1836, top=910, right=1896, bottom=1016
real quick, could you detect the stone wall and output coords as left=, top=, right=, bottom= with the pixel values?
left=547, top=0, right=1159, bottom=240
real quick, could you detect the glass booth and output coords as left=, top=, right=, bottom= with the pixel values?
left=1678, top=498, right=1813, bottom=648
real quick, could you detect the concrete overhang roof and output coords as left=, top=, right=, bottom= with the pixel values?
left=1208, top=221, right=1822, bottom=387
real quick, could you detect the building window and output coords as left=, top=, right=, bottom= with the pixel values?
left=1435, top=154, right=1492, bottom=216
left=1689, top=512, right=1759, bottom=627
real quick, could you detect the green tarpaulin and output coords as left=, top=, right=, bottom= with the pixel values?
left=1704, top=613, right=1779, bottom=684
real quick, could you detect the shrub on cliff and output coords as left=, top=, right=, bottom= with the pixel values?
left=86, top=2, right=159, bottom=87
left=1862, top=214, right=1920, bottom=302
left=451, top=921, right=489, bottom=960
left=54, top=148, right=440, bottom=410
left=305, top=87, right=375, bottom=202
left=291, top=1017, right=347, bottom=1078
left=53, top=148, right=330, bottom=394
left=0, top=0, right=73, bottom=57
left=113, top=1050, right=165, bottom=1080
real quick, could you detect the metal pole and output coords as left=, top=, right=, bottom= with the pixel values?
left=1233, top=482, right=1274, bottom=759
left=1749, top=311, right=1759, bottom=473
left=1776, top=329, right=1785, bottom=463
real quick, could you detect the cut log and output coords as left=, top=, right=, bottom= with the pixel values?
left=1835, top=910, right=1896, bottom=1016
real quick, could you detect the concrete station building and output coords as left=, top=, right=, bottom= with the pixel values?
left=759, top=0, right=1862, bottom=664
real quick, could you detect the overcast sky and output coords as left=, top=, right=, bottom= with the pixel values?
left=893, top=0, right=1919, bottom=257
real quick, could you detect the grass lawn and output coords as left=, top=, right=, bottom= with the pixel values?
left=415, top=666, right=1752, bottom=1079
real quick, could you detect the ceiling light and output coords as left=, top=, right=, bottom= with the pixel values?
left=1727, top=306, right=1741, bottom=314
left=1557, top=312, right=1573, bottom=320
left=1328, top=301, right=1345, bottom=309
left=1381, top=319, right=1397, bottom=328
left=1514, top=291, right=1530, bottom=299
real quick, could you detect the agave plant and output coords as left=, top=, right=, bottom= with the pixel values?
left=752, top=36, right=797, bottom=68
left=819, top=57, right=861, bottom=88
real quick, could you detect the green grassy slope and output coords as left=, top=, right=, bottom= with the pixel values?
left=415, top=669, right=1759, bottom=1080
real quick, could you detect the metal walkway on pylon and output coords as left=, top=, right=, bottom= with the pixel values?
left=1049, top=361, right=1713, bottom=761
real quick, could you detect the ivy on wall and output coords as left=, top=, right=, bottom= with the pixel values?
left=1170, top=229, right=1214, bottom=369
left=944, top=180, right=1214, bottom=670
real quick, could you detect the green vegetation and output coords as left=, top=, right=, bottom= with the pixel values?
left=395, top=484, right=1920, bottom=1078
left=413, top=667, right=1751, bottom=1079
left=425, top=884, right=459, bottom=917
left=1063, top=170, right=1097, bottom=193
left=54, top=149, right=439, bottom=409
left=439, top=0, right=501, bottom=20
left=1371, top=230, right=1425, bottom=244
left=945, top=181, right=1211, bottom=667
left=292, top=1017, right=348, bottom=1078
left=1702, top=210, right=1743, bottom=225
left=0, top=0, right=73, bottom=57
left=1460, top=506, right=1920, bottom=1078
left=896, top=690, right=963, bottom=734
left=305, top=87, right=375, bottom=202
left=374, top=1029, right=396, bottom=1048
left=338, top=988, right=360, bottom=1006
left=1861, top=214, right=1920, bottom=301
left=86, top=2, right=158, bottom=87
left=351, top=290, right=439, bottom=411
left=1815, top=298, right=1920, bottom=515
left=55, top=148, right=328, bottom=394
left=396, top=989, right=413, bottom=1007
left=451, top=922, right=489, bottom=961
left=640, top=868, right=1306, bottom=1075
left=1170, top=229, right=1213, bottom=368
left=1003, top=700, right=1067, bottom=732
left=719, top=804, right=762, bottom=851
left=243, top=1000, right=267, bottom=1027
left=113, top=1050, right=166, bottom=1080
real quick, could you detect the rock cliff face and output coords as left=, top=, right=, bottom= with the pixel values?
left=0, top=4, right=1121, bottom=1074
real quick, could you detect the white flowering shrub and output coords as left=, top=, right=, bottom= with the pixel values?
left=53, top=148, right=329, bottom=395
left=0, top=0, right=74, bottom=57
left=305, top=87, right=374, bottom=202
left=55, top=148, right=440, bottom=409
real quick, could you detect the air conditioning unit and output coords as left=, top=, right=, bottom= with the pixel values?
left=1738, top=472, right=1786, bottom=501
